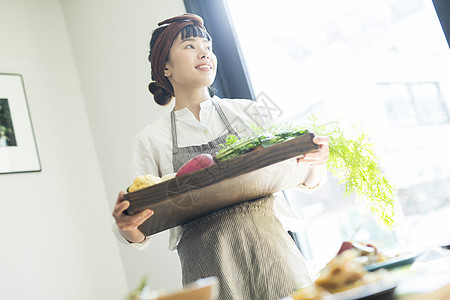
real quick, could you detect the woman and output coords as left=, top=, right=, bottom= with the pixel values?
left=112, top=13, right=330, bottom=300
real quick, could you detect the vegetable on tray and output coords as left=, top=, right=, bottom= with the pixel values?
left=215, top=128, right=308, bottom=162
left=215, top=119, right=397, bottom=229
left=176, top=153, right=216, bottom=177
left=126, top=116, right=396, bottom=229
left=127, top=173, right=176, bottom=192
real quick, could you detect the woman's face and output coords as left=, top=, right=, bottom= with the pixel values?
left=165, top=34, right=217, bottom=91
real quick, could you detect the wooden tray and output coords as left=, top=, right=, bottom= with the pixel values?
left=123, top=132, right=319, bottom=236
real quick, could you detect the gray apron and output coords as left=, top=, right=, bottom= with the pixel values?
left=171, top=99, right=312, bottom=300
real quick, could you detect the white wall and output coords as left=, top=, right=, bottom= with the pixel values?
left=60, top=0, right=187, bottom=293
left=0, top=0, right=129, bottom=299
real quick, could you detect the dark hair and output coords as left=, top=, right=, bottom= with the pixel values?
left=148, top=25, right=215, bottom=106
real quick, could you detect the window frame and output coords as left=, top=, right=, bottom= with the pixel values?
left=183, top=0, right=255, bottom=100
left=433, top=0, right=450, bottom=47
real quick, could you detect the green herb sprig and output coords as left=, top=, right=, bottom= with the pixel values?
left=304, top=116, right=396, bottom=228
left=215, top=117, right=396, bottom=228
left=215, top=134, right=264, bottom=161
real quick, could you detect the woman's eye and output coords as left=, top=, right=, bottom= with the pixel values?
left=186, top=44, right=194, bottom=49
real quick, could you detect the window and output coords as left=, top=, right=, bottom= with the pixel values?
left=379, top=82, right=450, bottom=126
left=186, top=0, right=450, bottom=271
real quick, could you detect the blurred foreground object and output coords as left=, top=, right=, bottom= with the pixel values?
left=157, top=277, right=218, bottom=300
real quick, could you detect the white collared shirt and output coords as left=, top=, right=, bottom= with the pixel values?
left=112, top=96, right=326, bottom=250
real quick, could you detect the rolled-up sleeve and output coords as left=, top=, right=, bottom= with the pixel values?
left=111, top=132, right=160, bottom=249
left=111, top=219, right=152, bottom=250
left=297, top=164, right=328, bottom=193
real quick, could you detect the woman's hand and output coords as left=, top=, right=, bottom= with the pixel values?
left=297, top=136, right=330, bottom=165
left=112, top=190, right=154, bottom=243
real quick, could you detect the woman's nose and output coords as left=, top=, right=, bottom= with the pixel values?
left=199, top=49, right=210, bottom=59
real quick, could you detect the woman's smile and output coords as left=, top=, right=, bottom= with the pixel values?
left=195, top=62, right=213, bottom=71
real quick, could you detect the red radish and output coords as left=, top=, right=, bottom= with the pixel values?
left=337, top=241, right=376, bottom=255
left=337, top=241, right=355, bottom=255
left=176, top=154, right=216, bottom=177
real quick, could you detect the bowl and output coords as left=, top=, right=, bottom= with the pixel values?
left=156, top=277, right=218, bottom=300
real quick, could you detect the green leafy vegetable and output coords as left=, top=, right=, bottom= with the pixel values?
left=215, top=124, right=307, bottom=161
left=215, top=117, right=396, bottom=228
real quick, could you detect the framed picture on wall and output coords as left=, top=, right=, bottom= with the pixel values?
left=0, top=73, right=41, bottom=174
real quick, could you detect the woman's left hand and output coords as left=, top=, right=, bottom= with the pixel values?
left=297, top=136, right=329, bottom=165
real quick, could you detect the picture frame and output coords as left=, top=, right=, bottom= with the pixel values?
left=0, top=73, right=41, bottom=174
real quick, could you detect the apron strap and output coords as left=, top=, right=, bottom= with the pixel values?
left=170, top=108, right=179, bottom=155
left=170, top=98, right=241, bottom=155
left=211, top=98, right=240, bottom=138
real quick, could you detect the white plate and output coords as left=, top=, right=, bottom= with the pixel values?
left=365, top=254, right=420, bottom=272
left=332, top=279, right=397, bottom=300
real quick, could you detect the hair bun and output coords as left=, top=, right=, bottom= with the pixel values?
left=148, top=82, right=159, bottom=94
left=148, top=82, right=172, bottom=106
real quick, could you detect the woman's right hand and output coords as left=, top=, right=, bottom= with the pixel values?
left=112, top=190, right=154, bottom=243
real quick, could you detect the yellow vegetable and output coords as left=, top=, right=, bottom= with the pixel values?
left=127, top=173, right=176, bottom=193
left=128, top=175, right=162, bottom=193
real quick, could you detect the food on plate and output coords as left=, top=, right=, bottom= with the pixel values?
left=176, top=153, right=216, bottom=177
left=315, top=249, right=388, bottom=294
left=315, top=249, right=366, bottom=293
left=291, top=248, right=389, bottom=298
left=337, top=241, right=388, bottom=265
left=127, top=173, right=176, bottom=192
